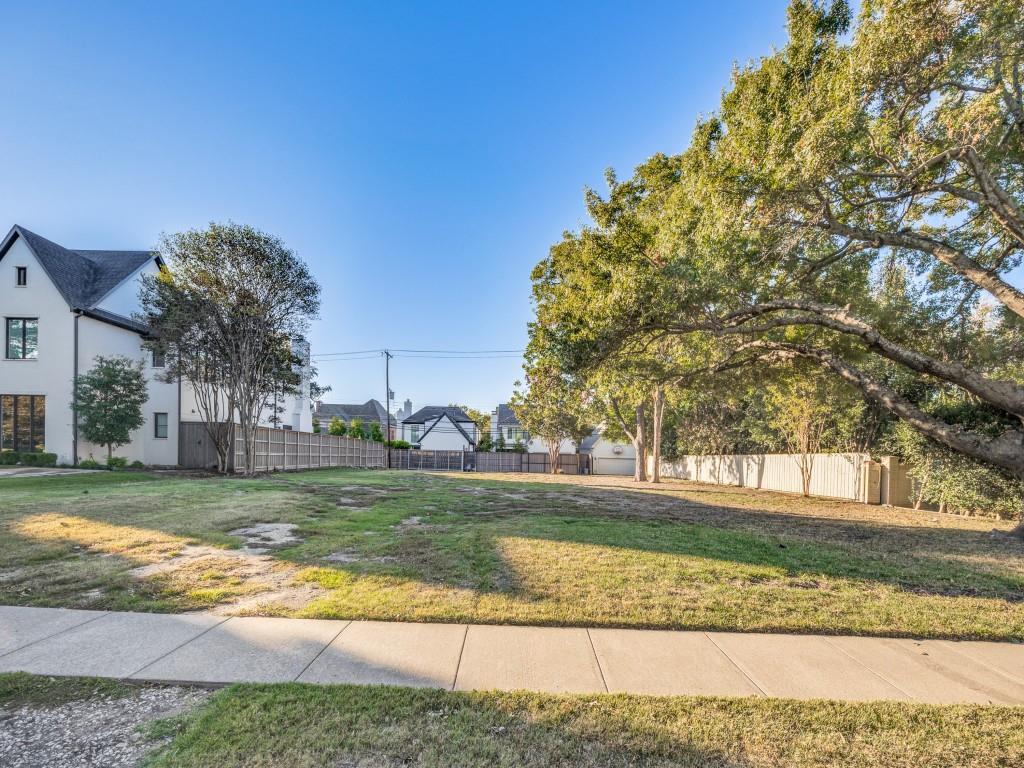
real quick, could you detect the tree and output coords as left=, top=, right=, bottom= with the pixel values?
left=312, top=416, right=321, bottom=434
left=328, top=417, right=346, bottom=436
left=142, top=222, right=320, bottom=475
left=72, top=356, right=148, bottom=462
left=449, top=404, right=491, bottom=441
left=511, top=365, right=591, bottom=473
left=495, top=433, right=507, bottom=452
left=349, top=418, right=365, bottom=439
left=369, top=422, right=384, bottom=442
left=476, top=431, right=494, bottom=452
left=531, top=1, right=1024, bottom=531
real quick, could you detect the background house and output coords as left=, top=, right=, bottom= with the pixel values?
left=580, top=427, right=636, bottom=475
left=1, top=225, right=311, bottom=466
left=399, top=405, right=477, bottom=450
left=314, top=399, right=394, bottom=438
left=491, top=402, right=576, bottom=453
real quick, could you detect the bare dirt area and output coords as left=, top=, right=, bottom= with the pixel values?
left=0, top=682, right=209, bottom=768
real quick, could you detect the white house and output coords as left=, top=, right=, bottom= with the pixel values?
left=399, top=405, right=477, bottom=451
left=0, top=225, right=310, bottom=466
left=580, top=427, right=636, bottom=475
left=490, top=402, right=576, bottom=453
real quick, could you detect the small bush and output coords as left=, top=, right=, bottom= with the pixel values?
left=0, top=451, right=57, bottom=467
left=106, top=456, right=128, bottom=470
left=78, top=459, right=102, bottom=469
left=387, top=440, right=411, bottom=449
left=130, top=460, right=145, bottom=469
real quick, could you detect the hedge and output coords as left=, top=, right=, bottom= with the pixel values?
left=0, top=451, right=58, bottom=467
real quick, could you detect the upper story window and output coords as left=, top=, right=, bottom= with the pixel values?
left=410, top=425, right=421, bottom=442
left=5, top=318, right=38, bottom=360
left=16, top=267, right=27, bottom=286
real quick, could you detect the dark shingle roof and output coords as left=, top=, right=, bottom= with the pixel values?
left=415, top=412, right=476, bottom=446
left=401, top=405, right=472, bottom=425
left=315, top=399, right=390, bottom=424
left=0, top=225, right=156, bottom=311
left=494, top=403, right=520, bottom=426
left=578, top=428, right=602, bottom=453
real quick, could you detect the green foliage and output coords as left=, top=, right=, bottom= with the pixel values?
left=130, top=460, right=146, bottom=469
left=0, top=451, right=58, bottom=467
left=106, top=456, right=128, bottom=470
left=312, top=416, right=321, bottom=434
left=348, top=419, right=366, bottom=440
left=386, top=439, right=411, bottom=449
left=476, top=432, right=494, bottom=452
left=328, top=417, right=346, bottom=437
left=72, top=356, right=148, bottom=460
left=494, top=433, right=507, bottom=451
left=369, top=423, right=384, bottom=443
left=77, top=459, right=102, bottom=469
left=886, top=402, right=1024, bottom=519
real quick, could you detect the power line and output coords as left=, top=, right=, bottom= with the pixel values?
left=313, top=347, right=523, bottom=359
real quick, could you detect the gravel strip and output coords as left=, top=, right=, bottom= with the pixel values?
left=0, top=684, right=210, bottom=768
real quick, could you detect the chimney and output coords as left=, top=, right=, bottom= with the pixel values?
left=403, top=399, right=412, bottom=418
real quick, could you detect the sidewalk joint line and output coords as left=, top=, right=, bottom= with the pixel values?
left=293, top=620, right=352, bottom=682
left=585, top=628, right=609, bottom=693
left=703, top=632, right=767, bottom=696
left=451, top=625, right=469, bottom=691
left=821, top=636, right=916, bottom=701
left=125, top=616, right=230, bottom=680
left=0, top=610, right=110, bottom=659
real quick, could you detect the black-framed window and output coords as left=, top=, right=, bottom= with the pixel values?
left=154, top=412, right=169, bottom=439
left=152, top=349, right=166, bottom=368
left=5, top=318, right=38, bottom=359
left=0, top=395, right=45, bottom=452
left=16, top=266, right=27, bottom=286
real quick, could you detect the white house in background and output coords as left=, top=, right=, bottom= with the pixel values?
left=490, top=402, right=575, bottom=453
left=399, top=405, right=477, bottom=450
left=0, top=225, right=311, bottom=466
left=580, top=427, right=636, bottom=475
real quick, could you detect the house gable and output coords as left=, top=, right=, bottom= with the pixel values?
left=0, top=226, right=160, bottom=330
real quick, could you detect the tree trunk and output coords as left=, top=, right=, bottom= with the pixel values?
left=107, top=444, right=113, bottom=461
left=548, top=439, right=560, bottom=474
left=634, top=402, right=648, bottom=482
left=651, top=386, right=664, bottom=483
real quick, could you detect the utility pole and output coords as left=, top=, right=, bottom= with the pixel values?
left=384, top=349, right=393, bottom=468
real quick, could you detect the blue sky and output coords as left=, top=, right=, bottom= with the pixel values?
left=0, top=1, right=792, bottom=413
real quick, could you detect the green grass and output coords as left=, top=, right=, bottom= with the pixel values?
left=0, top=671, right=133, bottom=707
left=145, top=682, right=1024, bottom=768
left=2, top=469, right=1023, bottom=639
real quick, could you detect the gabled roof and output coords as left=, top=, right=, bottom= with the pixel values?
left=415, top=412, right=476, bottom=446
left=578, top=427, right=603, bottom=453
left=315, top=399, right=390, bottom=424
left=402, top=405, right=473, bottom=425
left=493, top=403, right=520, bottom=426
left=0, top=225, right=158, bottom=312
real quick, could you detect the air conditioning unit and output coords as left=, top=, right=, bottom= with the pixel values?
left=612, top=445, right=623, bottom=455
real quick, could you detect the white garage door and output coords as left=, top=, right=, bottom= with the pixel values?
left=592, top=457, right=635, bottom=475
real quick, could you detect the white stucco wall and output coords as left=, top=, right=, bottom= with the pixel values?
left=412, top=415, right=477, bottom=451
left=94, top=261, right=157, bottom=318
left=526, top=436, right=577, bottom=454
left=0, top=238, right=76, bottom=462
left=0, top=236, right=178, bottom=465
left=585, top=433, right=636, bottom=475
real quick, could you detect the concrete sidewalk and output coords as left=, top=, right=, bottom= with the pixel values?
left=2, top=606, right=1023, bottom=704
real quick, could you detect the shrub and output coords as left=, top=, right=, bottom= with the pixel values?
left=0, top=451, right=57, bottom=467
left=369, top=423, right=384, bottom=442
left=328, top=417, right=346, bottom=437
left=130, top=460, right=145, bottom=469
left=387, top=440, right=411, bottom=449
left=78, top=459, right=102, bottom=469
left=106, top=456, right=128, bottom=470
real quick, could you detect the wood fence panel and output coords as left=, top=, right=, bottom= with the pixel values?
left=658, top=452, right=867, bottom=501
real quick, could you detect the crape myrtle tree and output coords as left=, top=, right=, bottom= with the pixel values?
left=141, top=222, right=320, bottom=474
left=72, top=355, right=148, bottom=463
left=535, top=0, right=1024, bottom=532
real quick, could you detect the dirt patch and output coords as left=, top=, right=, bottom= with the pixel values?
left=393, top=516, right=423, bottom=531
left=129, top=544, right=324, bottom=615
left=0, top=684, right=209, bottom=768
left=228, top=523, right=299, bottom=553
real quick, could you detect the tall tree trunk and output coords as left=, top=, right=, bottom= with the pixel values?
left=548, top=439, right=560, bottom=474
left=651, top=386, right=664, bottom=484
left=634, top=402, right=648, bottom=482
left=107, top=444, right=113, bottom=461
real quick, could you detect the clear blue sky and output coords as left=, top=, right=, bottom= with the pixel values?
left=0, top=1, right=791, bottom=413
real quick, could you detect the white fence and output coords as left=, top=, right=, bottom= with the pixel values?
left=657, top=453, right=868, bottom=501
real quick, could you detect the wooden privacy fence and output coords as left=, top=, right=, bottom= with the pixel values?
left=177, top=421, right=384, bottom=472
left=657, top=453, right=868, bottom=501
left=389, top=449, right=591, bottom=475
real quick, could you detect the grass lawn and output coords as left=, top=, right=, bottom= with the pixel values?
left=1, top=468, right=1022, bottom=639
left=3, top=673, right=1020, bottom=768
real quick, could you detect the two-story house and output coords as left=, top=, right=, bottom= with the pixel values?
left=0, top=225, right=310, bottom=466
left=399, top=405, right=477, bottom=451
